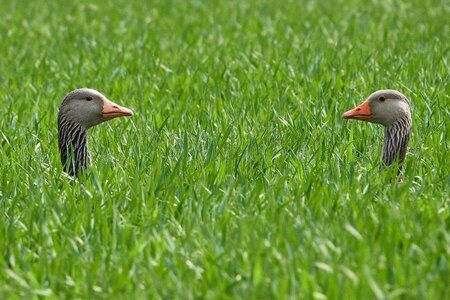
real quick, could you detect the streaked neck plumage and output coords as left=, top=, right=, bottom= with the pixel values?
left=382, top=116, right=412, bottom=166
left=58, top=113, right=88, bottom=176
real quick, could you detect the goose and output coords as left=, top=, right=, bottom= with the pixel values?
left=58, top=88, right=133, bottom=176
left=342, top=89, right=412, bottom=170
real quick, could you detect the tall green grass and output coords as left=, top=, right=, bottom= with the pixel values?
left=0, top=0, right=448, bottom=298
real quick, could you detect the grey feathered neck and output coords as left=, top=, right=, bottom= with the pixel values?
left=382, top=116, right=412, bottom=167
left=58, top=113, right=88, bottom=176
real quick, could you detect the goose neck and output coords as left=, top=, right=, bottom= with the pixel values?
left=382, top=116, right=412, bottom=166
left=58, top=114, right=88, bottom=176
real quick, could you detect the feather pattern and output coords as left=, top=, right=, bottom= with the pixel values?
left=58, top=113, right=88, bottom=176
left=382, top=116, right=412, bottom=166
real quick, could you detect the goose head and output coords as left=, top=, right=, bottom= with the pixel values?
left=343, top=89, right=411, bottom=127
left=59, top=88, right=133, bottom=129
left=57, top=88, right=133, bottom=176
left=342, top=89, right=412, bottom=168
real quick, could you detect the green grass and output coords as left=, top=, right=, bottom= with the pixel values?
left=0, top=0, right=449, bottom=298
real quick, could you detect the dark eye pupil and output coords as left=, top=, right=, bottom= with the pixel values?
left=379, top=96, right=385, bottom=101
left=86, top=96, right=93, bottom=101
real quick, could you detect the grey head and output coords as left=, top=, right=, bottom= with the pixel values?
left=57, top=88, right=133, bottom=177
left=342, top=89, right=413, bottom=169
left=343, top=89, right=411, bottom=127
left=58, top=88, right=133, bottom=129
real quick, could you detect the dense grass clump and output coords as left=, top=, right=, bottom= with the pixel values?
left=0, top=0, right=448, bottom=298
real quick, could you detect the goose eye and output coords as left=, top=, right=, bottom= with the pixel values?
left=86, top=96, right=93, bottom=101
left=378, top=96, right=385, bottom=102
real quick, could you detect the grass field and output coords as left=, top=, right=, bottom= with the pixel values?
left=0, top=0, right=449, bottom=298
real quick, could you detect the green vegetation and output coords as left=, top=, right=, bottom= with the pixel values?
left=0, top=0, right=448, bottom=298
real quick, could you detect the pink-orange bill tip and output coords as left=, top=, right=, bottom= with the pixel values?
left=102, top=98, right=133, bottom=119
left=342, top=100, right=371, bottom=120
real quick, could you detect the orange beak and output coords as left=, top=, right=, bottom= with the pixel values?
left=102, top=98, right=134, bottom=119
left=342, top=100, right=372, bottom=120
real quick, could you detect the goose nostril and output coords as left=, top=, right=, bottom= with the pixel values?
left=356, top=108, right=361, bottom=111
